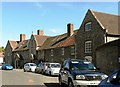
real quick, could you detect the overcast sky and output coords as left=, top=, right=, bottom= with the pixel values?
left=1, top=1, right=119, bottom=47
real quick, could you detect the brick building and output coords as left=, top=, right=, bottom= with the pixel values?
left=5, top=9, right=120, bottom=71
left=38, top=23, right=78, bottom=64
left=5, top=40, right=18, bottom=66
left=76, top=9, right=119, bottom=65
left=28, top=30, right=50, bottom=64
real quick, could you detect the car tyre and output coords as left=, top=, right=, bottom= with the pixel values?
left=29, top=68, right=31, bottom=72
left=49, top=71, right=51, bottom=76
left=24, top=69, right=26, bottom=72
left=59, top=77, right=64, bottom=87
left=68, top=80, right=74, bottom=87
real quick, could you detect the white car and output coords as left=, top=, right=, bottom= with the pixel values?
left=0, top=63, right=2, bottom=69
left=24, top=63, right=37, bottom=72
left=46, top=63, right=61, bottom=76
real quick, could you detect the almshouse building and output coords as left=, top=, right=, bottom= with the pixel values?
left=76, top=9, right=120, bottom=65
left=5, top=9, right=120, bottom=72
left=38, top=23, right=78, bottom=64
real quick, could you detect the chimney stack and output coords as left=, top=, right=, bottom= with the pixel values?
left=20, top=34, right=25, bottom=42
left=67, top=23, right=74, bottom=36
left=37, top=30, right=44, bottom=36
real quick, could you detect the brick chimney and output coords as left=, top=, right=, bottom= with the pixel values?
left=67, top=23, right=74, bottom=36
left=37, top=30, right=44, bottom=36
left=20, top=34, right=25, bottom=42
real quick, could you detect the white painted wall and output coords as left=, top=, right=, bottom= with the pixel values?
left=0, top=57, right=3, bottom=63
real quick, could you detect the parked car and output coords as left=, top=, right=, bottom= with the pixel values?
left=0, top=63, right=2, bottom=69
left=46, top=63, right=61, bottom=76
left=58, top=59, right=108, bottom=87
left=35, top=62, right=50, bottom=74
left=2, top=64, right=13, bottom=70
left=35, top=63, right=44, bottom=73
left=99, top=69, right=120, bottom=87
left=23, top=63, right=37, bottom=72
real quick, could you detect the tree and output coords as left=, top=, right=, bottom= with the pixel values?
left=0, top=46, right=4, bottom=53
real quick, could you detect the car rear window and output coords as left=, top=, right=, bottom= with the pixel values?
left=51, top=64, right=61, bottom=68
left=30, top=64, right=36, bottom=66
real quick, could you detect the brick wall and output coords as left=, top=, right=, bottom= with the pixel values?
left=96, top=40, right=120, bottom=75
left=76, top=9, right=105, bottom=65
left=4, top=42, right=13, bottom=65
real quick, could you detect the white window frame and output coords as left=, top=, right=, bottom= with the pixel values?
left=71, top=46, right=75, bottom=55
left=51, top=49, right=53, bottom=56
left=61, top=48, right=64, bottom=56
left=85, top=22, right=92, bottom=31
left=85, top=41, right=92, bottom=53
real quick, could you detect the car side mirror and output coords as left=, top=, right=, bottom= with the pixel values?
left=64, top=67, right=70, bottom=71
left=96, top=67, right=100, bottom=70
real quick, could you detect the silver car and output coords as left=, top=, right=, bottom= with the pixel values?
left=35, top=62, right=49, bottom=74
left=24, top=63, right=37, bottom=72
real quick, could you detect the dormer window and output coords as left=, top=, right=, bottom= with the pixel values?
left=85, top=22, right=92, bottom=31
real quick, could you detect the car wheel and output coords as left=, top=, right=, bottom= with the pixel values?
left=24, top=69, right=26, bottom=72
left=68, top=80, right=74, bottom=87
left=29, top=68, right=31, bottom=72
left=41, top=70, right=44, bottom=74
left=59, top=77, right=64, bottom=87
left=49, top=71, right=51, bottom=76
left=35, top=69, right=37, bottom=73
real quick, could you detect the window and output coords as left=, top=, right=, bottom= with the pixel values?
left=71, top=46, right=75, bottom=55
left=61, top=48, right=64, bottom=56
left=64, top=62, right=70, bottom=69
left=85, top=41, right=92, bottom=53
left=85, top=22, right=92, bottom=31
left=51, top=49, right=53, bottom=56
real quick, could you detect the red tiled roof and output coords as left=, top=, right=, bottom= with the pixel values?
left=33, top=35, right=51, bottom=47
left=9, top=40, right=18, bottom=50
left=39, top=30, right=78, bottom=50
left=14, top=39, right=30, bottom=51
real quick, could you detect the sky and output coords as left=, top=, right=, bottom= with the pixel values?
left=1, top=2, right=119, bottom=47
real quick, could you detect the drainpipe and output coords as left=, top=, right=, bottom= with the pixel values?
left=75, top=43, right=77, bottom=59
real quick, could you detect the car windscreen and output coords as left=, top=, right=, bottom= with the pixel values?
left=30, top=64, right=36, bottom=66
left=71, top=61, right=96, bottom=70
left=3, top=64, right=11, bottom=66
left=51, top=64, right=61, bottom=68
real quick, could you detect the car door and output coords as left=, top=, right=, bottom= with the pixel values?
left=61, top=61, right=70, bottom=84
left=24, top=64, right=28, bottom=71
left=26, top=64, right=30, bottom=71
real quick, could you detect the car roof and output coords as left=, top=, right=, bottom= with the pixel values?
left=26, top=63, right=36, bottom=64
left=65, top=59, right=90, bottom=62
left=48, top=63, right=60, bottom=64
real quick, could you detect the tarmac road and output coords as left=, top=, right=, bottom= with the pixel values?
left=1, top=69, right=59, bottom=87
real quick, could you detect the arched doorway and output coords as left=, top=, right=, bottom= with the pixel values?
left=15, top=53, right=24, bottom=69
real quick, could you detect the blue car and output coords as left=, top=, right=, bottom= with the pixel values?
left=99, top=69, right=120, bottom=87
left=2, top=64, right=13, bottom=70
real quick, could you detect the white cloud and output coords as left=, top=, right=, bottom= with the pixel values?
left=36, top=2, right=43, bottom=8
left=49, top=28, right=64, bottom=35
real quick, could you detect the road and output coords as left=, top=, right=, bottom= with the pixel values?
left=1, top=69, right=59, bottom=87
